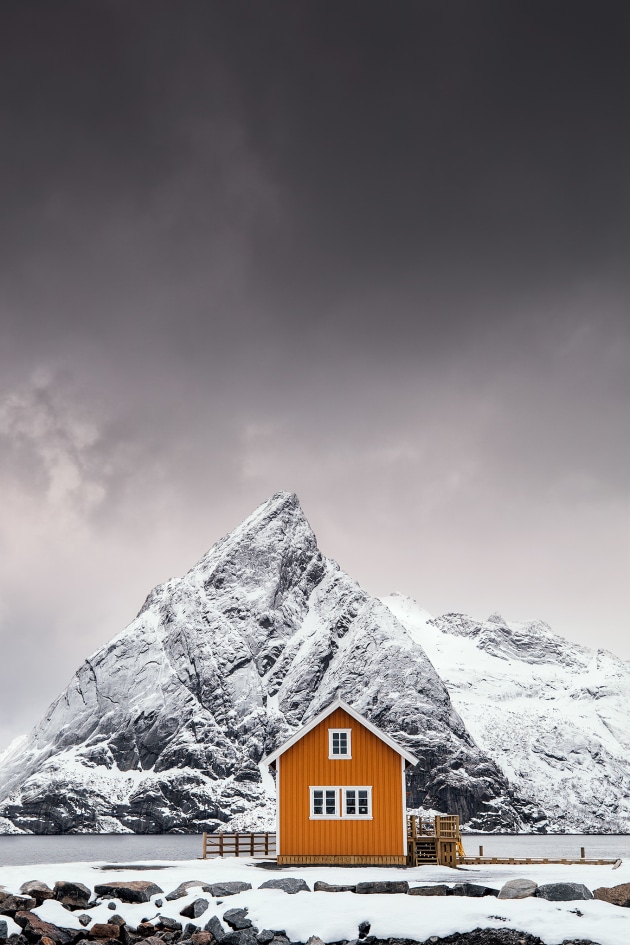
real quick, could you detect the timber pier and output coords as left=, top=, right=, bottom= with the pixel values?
left=202, top=816, right=620, bottom=868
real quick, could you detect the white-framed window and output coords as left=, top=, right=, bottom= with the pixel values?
left=310, top=786, right=372, bottom=819
left=310, top=787, right=339, bottom=818
left=342, top=786, right=372, bottom=818
left=328, top=728, right=352, bottom=758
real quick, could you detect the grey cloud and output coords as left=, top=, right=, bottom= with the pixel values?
left=0, top=1, right=629, bottom=749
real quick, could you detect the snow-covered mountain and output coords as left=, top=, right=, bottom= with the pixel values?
left=0, top=492, right=536, bottom=835
left=383, top=594, right=630, bottom=834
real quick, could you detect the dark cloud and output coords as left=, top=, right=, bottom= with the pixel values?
left=0, top=1, right=629, bottom=749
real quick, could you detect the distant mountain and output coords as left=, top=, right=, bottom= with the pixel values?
left=383, top=594, right=630, bottom=833
left=0, top=492, right=536, bottom=835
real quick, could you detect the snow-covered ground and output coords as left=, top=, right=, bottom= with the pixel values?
left=1, top=856, right=628, bottom=945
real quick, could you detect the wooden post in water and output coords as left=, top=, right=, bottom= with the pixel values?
left=581, top=847, right=586, bottom=859
left=479, top=845, right=484, bottom=857
left=202, top=832, right=207, bottom=859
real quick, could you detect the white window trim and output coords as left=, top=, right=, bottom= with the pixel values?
left=309, top=785, right=373, bottom=820
left=310, top=786, right=341, bottom=819
left=328, top=727, right=352, bottom=759
left=342, top=785, right=373, bottom=819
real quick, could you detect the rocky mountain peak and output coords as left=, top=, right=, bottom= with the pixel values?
left=0, top=493, right=542, bottom=835
left=189, top=491, right=321, bottom=602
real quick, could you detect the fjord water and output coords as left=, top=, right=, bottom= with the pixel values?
left=1, top=834, right=629, bottom=866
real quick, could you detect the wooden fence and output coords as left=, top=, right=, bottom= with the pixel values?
left=201, top=831, right=276, bottom=859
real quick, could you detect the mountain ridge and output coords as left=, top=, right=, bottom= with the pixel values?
left=383, top=593, right=630, bottom=833
left=0, top=492, right=538, bottom=835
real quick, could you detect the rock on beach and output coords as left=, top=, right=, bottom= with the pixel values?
left=593, top=881, right=630, bottom=907
left=93, top=882, right=164, bottom=904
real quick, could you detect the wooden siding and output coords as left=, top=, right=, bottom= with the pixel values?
left=278, top=707, right=404, bottom=858
left=278, top=854, right=406, bottom=865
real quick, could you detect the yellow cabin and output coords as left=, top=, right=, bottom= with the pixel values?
left=262, top=698, right=418, bottom=865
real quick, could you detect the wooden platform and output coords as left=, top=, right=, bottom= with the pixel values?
left=407, top=814, right=464, bottom=868
left=461, top=856, right=618, bottom=866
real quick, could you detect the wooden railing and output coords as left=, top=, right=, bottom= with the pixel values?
left=407, top=814, right=464, bottom=867
left=201, top=831, right=276, bottom=859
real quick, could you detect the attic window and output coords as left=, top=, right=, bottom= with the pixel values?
left=328, top=728, right=351, bottom=758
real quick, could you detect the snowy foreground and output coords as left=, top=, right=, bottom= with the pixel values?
left=1, top=857, right=629, bottom=945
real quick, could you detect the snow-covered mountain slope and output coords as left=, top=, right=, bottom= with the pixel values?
left=0, top=493, right=535, bottom=835
left=383, top=594, right=630, bottom=833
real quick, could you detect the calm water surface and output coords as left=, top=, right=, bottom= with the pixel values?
left=0, top=833, right=629, bottom=867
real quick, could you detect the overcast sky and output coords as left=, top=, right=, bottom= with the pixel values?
left=1, top=1, right=629, bottom=752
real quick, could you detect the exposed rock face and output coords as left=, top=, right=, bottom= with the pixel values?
left=383, top=594, right=630, bottom=833
left=0, top=492, right=538, bottom=834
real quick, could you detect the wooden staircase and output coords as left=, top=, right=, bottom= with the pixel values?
left=407, top=814, right=464, bottom=867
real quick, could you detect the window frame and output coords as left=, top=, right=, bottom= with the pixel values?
left=341, top=785, right=372, bottom=819
left=328, top=727, right=352, bottom=759
left=310, top=786, right=340, bottom=819
left=309, top=785, right=373, bottom=820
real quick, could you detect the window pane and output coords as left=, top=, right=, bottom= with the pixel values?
left=358, top=789, right=368, bottom=815
left=331, top=731, right=349, bottom=755
left=325, top=789, right=337, bottom=814
left=313, top=790, right=323, bottom=815
left=345, top=789, right=356, bottom=815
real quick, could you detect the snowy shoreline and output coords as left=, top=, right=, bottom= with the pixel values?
left=1, top=857, right=629, bottom=945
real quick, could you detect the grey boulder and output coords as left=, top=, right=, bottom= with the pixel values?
left=205, top=915, right=226, bottom=940
left=258, top=879, right=310, bottom=894
left=94, top=881, right=163, bottom=903
left=223, top=909, right=252, bottom=931
left=450, top=883, right=499, bottom=898
left=166, top=881, right=210, bottom=902
left=536, top=882, right=594, bottom=901
left=53, top=881, right=91, bottom=908
left=407, top=885, right=449, bottom=896
left=313, top=882, right=356, bottom=893
left=0, top=919, right=7, bottom=943
left=498, top=878, right=538, bottom=900
left=222, top=930, right=259, bottom=945
left=205, top=883, right=252, bottom=898
left=355, top=881, right=409, bottom=895
left=180, top=898, right=209, bottom=919
left=157, top=916, right=183, bottom=931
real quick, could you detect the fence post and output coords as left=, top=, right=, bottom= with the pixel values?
left=202, top=832, right=207, bottom=859
left=235, top=833, right=239, bottom=857
left=219, top=833, right=224, bottom=857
